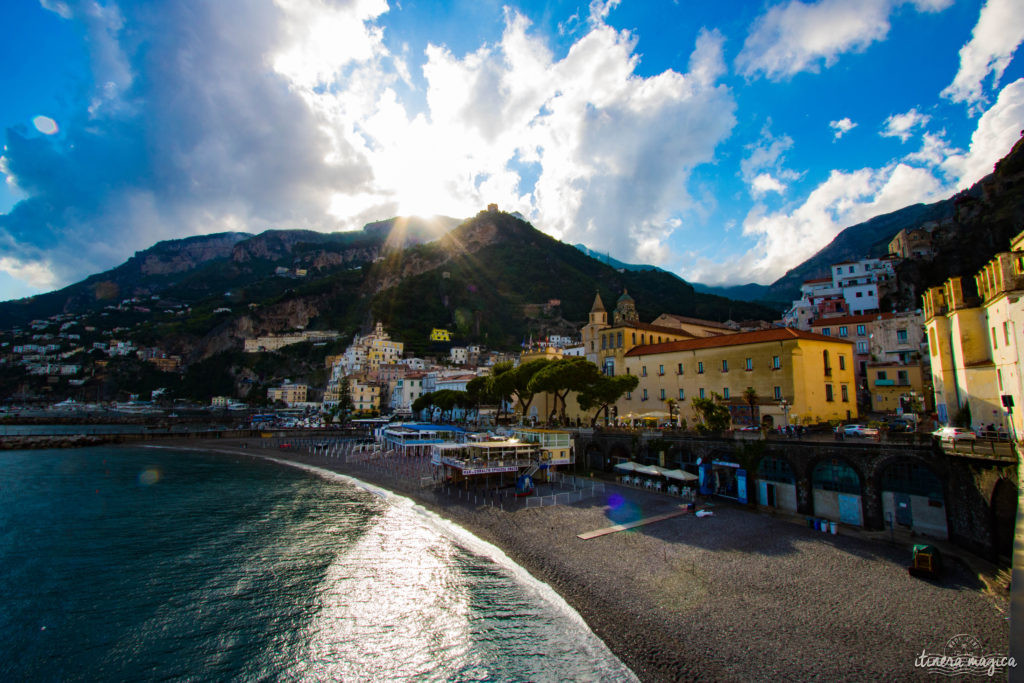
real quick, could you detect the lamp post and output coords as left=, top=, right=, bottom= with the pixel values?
left=778, top=399, right=790, bottom=429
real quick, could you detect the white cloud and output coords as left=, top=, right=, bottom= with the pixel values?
left=751, top=173, right=787, bottom=196
left=736, top=0, right=950, bottom=81
left=880, top=107, right=930, bottom=142
left=829, top=117, right=856, bottom=139
left=941, top=0, right=1024, bottom=114
left=942, top=78, right=1024, bottom=186
left=740, top=125, right=800, bottom=197
left=730, top=162, right=946, bottom=283
left=0, top=255, right=58, bottom=291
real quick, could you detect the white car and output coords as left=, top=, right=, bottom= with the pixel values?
left=842, top=424, right=878, bottom=437
left=931, top=426, right=977, bottom=441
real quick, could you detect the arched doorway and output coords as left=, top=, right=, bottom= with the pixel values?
left=755, top=456, right=797, bottom=512
left=607, top=444, right=631, bottom=472
left=991, top=478, right=1017, bottom=558
left=761, top=414, right=775, bottom=429
left=879, top=461, right=947, bottom=539
left=812, top=459, right=863, bottom=526
left=585, top=443, right=604, bottom=470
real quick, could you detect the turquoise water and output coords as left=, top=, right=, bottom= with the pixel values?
left=0, top=446, right=634, bottom=681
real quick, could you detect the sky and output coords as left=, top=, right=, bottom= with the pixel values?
left=1, top=0, right=1024, bottom=301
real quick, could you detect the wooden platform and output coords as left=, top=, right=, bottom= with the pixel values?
left=577, top=508, right=691, bottom=540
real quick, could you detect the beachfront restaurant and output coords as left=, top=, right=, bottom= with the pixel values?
left=698, top=458, right=749, bottom=504
left=511, top=428, right=575, bottom=468
left=431, top=440, right=539, bottom=485
left=381, top=424, right=466, bottom=456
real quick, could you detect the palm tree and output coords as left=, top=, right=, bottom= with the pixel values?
left=743, top=387, right=758, bottom=428
left=664, top=397, right=677, bottom=428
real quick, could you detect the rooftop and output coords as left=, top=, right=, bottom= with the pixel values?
left=624, top=327, right=852, bottom=356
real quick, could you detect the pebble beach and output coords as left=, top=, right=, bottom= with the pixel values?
left=183, top=439, right=1009, bottom=682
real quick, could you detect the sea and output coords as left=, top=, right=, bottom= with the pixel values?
left=0, top=445, right=636, bottom=682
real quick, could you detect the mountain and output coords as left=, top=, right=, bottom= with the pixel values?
left=0, top=209, right=777, bottom=403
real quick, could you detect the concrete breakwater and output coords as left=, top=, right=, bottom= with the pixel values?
left=0, top=428, right=364, bottom=450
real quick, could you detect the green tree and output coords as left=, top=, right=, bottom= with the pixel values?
left=336, top=377, right=354, bottom=422
left=412, top=391, right=435, bottom=420
left=528, top=357, right=601, bottom=422
left=576, top=374, right=639, bottom=426
left=743, top=386, right=758, bottom=428
left=492, top=358, right=550, bottom=423
left=692, top=392, right=731, bottom=433
left=664, top=397, right=677, bottom=427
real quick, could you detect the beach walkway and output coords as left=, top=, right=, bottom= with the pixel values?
left=576, top=508, right=691, bottom=540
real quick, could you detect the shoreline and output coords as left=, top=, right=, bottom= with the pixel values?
left=150, top=438, right=1009, bottom=682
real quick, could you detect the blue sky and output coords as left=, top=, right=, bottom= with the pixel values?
left=2, top=0, right=1023, bottom=301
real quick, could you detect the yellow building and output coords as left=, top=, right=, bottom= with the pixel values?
left=430, top=328, right=452, bottom=342
left=267, top=383, right=308, bottom=405
left=865, top=362, right=928, bottom=414
left=619, top=328, right=858, bottom=427
left=581, top=291, right=700, bottom=376
left=349, top=377, right=381, bottom=414
left=923, top=277, right=1002, bottom=429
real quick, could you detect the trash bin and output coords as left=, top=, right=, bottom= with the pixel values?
left=820, top=519, right=828, bottom=532
left=829, top=521, right=837, bottom=535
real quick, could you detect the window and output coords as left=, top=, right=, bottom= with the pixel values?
left=625, top=391, right=632, bottom=399
left=632, top=333, right=636, bottom=344
left=617, top=331, right=623, bottom=347
left=992, top=327, right=998, bottom=349
left=839, top=355, right=846, bottom=370
left=898, top=370, right=908, bottom=385
left=896, top=329, right=908, bottom=344
left=823, top=350, right=832, bottom=377
left=745, top=357, right=753, bottom=371
left=677, top=362, right=683, bottom=375
left=723, top=388, right=730, bottom=399
left=772, top=356, right=781, bottom=369
left=998, top=369, right=1004, bottom=391
left=660, top=388, right=666, bottom=400
left=822, top=328, right=831, bottom=336
left=877, top=370, right=887, bottom=380
left=825, top=384, right=834, bottom=401
left=849, top=266, right=855, bottom=273
left=658, top=364, right=664, bottom=376
left=841, top=385, right=849, bottom=402
left=699, top=388, right=706, bottom=399
left=1004, top=321, right=1011, bottom=346
left=642, top=388, right=648, bottom=401
left=697, top=361, right=704, bottom=374
left=857, top=341, right=869, bottom=354
left=641, top=366, right=647, bottom=377
left=773, top=386, right=782, bottom=400
left=601, top=335, right=606, bottom=350
left=641, top=334, right=646, bottom=344
left=678, top=388, right=685, bottom=400
left=855, top=291, right=863, bottom=298
left=721, top=359, right=729, bottom=372
left=839, top=326, right=848, bottom=337
left=857, top=324, right=866, bottom=336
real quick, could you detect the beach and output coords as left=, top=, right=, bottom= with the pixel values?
left=178, top=438, right=1009, bottom=682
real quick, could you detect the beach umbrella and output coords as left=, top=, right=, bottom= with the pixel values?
left=613, top=461, right=640, bottom=471
left=634, top=464, right=663, bottom=476
left=662, top=468, right=698, bottom=482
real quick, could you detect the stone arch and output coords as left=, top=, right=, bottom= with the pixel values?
left=875, top=458, right=948, bottom=539
left=583, top=441, right=605, bottom=470
left=605, top=443, right=631, bottom=471
left=810, top=455, right=866, bottom=526
left=753, top=454, right=799, bottom=512
left=991, top=478, right=1017, bottom=558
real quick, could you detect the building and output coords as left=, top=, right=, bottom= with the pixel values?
left=211, top=396, right=230, bottom=408
left=864, top=362, right=929, bottom=414
left=267, top=383, right=308, bottom=405
left=430, top=328, right=452, bottom=342
left=922, top=277, right=1001, bottom=429
left=649, top=314, right=735, bottom=338
left=811, top=311, right=928, bottom=408
left=888, top=227, right=935, bottom=259
left=619, top=328, right=859, bottom=427
left=348, top=377, right=381, bottom=414
left=390, top=372, right=426, bottom=414
left=581, top=291, right=701, bottom=376
left=783, top=257, right=897, bottom=328
left=244, top=330, right=340, bottom=353
left=449, top=347, right=469, bottom=365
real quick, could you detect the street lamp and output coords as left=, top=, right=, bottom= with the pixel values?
left=778, top=398, right=790, bottom=429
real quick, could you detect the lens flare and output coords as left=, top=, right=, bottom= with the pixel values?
left=138, top=468, right=160, bottom=486
left=32, top=116, right=58, bottom=135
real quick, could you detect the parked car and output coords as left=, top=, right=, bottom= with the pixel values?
left=886, top=418, right=912, bottom=433
left=931, top=426, right=976, bottom=441
left=843, top=424, right=879, bottom=437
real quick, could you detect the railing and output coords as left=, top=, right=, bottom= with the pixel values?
left=942, top=438, right=1016, bottom=462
